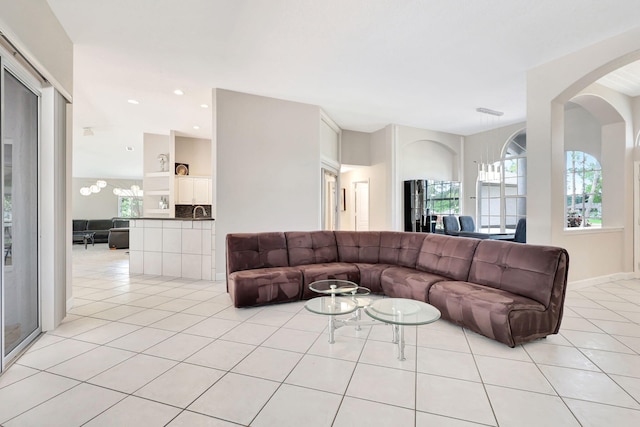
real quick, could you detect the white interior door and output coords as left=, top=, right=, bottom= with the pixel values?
left=355, top=181, right=369, bottom=231
left=322, top=169, right=338, bottom=230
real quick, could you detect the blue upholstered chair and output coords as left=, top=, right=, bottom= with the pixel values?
left=458, top=216, right=476, bottom=232
left=514, top=218, right=527, bottom=243
left=442, top=215, right=460, bottom=235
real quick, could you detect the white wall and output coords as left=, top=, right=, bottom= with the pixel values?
left=527, top=26, right=640, bottom=281
left=73, top=178, right=142, bottom=219
left=215, top=89, right=322, bottom=278
left=0, top=0, right=73, bottom=98
left=368, top=125, right=394, bottom=230
left=342, top=130, right=371, bottom=166
left=175, top=136, right=212, bottom=176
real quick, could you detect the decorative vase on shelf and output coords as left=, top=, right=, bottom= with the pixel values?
left=157, top=153, right=168, bottom=172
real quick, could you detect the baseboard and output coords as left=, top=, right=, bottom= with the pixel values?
left=568, top=272, right=638, bottom=289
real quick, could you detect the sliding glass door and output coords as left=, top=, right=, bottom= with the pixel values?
left=1, top=67, right=40, bottom=364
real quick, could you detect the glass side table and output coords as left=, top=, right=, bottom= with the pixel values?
left=365, top=298, right=441, bottom=361
left=304, top=296, right=358, bottom=344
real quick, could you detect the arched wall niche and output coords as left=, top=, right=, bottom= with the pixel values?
left=399, top=139, right=458, bottom=182
left=526, top=27, right=640, bottom=281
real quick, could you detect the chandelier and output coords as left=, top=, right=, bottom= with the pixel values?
left=79, top=180, right=143, bottom=197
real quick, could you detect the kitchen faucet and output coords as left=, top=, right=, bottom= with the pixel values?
left=193, top=205, right=206, bottom=218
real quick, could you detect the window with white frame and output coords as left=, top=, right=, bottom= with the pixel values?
left=477, top=131, right=526, bottom=232
left=566, top=151, right=601, bottom=228
left=118, top=196, right=143, bottom=218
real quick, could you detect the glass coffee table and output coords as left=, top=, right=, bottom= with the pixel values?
left=365, top=298, right=441, bottom=361
left=305, top=279, right=441, bottom=360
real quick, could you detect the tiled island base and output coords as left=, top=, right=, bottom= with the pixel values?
left=129, top=219, right=215, bottom=280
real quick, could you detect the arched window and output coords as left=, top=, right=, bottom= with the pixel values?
left=566, top=151, right=602, bottom=228
left=477, top=131, right=526, bottom=232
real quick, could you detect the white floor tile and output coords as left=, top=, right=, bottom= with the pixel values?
left=188, top=373, right=279, bottom=425
left=49, top=317, right=110, bottom=338
left=106, top=327, right=175, bottom=352
left=88, top=353, right=177, bottom=394
left=0, top=364, right=39, bottom=389
left=166, top=410, right=238, bottom=426
left=220, top=322, right=278, bottom=345
left=475, top=355, right=556, bottom=394
left=262, top=327, right=321, bottom=353
left=359, top=339, right=417, bottom=371
left=416, top=346, right=481, bottom=381
left=0, top=372, right=79, bottom=424
left=16, top=339, right=98, bottom=370
left=72, top=321, right=141, bottom=344
left=135, top=363, right=225, bottom=408
left=523, top=341, right=601, bottom=371
left=539, top=364, right=639, bottom=408
left=285, top=354, right=356, bottom=394
left=149, top=312, right=207, bottom=332
left=47, top=346, right=135, bottom=381
left=4, top=383, right=125, bottom=427
left=416, top=374, right=496, bottom=425
left=334, top=396, right=415, bottom=427
left=246, top=309, right=296, bottom=327
left=346, top=363, right=416, bottom=409
left=143, top=332, right=213, bottom=360
left=183, top=317, right=241, bottom=338
left=308, top=335, right=366, bottom=362
left=252, top=384, right=342, bottom=427
left=186, top=339, right=256, bottom=371
left=486, top=384, right=581, bottom=427
left=580, top=348, right=640, bottom=377
left=416, top=412, right=485, bottom=426
left=83, top=395, right=181, bottom=427
left=564, top=398, right=640, bottom=427
left=119, top=308, right=175, bottom=326
left=232, top=346, right=302, bottom=381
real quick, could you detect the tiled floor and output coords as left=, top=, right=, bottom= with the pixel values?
left=1, top=245, right=640, bottom=426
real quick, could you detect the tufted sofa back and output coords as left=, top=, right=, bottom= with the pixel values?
left=334, top=231, right=381, bottom=263
left=226, top=232, right=290, bottom=274
left=378, top=232, right=427, bottom=268
left=468, top=239, right=569, bottom=307
left=285, top=231, right=339, bottom=266
left=416, top=233, right=480, bottom=281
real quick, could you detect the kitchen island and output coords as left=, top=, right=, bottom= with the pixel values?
left=129, top=218, right=215, bottom=280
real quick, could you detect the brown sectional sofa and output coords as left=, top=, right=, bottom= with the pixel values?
left=226, top=230, right=569, bottom=347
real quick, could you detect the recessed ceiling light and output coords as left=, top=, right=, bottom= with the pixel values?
left=174, top=89, right=184, bottom=95
left=193, top=125, right=200, bottom=130
left=125, top=146, right=134, bottom=152
left=200, top=104, right=209, bottom=108
left=127, top=99, right=139, bottom=105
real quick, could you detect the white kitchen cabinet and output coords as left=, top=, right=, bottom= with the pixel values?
left=176, top=177, right=211, bottom=204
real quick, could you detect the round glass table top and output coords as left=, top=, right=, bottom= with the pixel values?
left=305, top=296, right=358, bottom=316
left=309, top=279, right=360, bottom=295
left=364, top=298, right=441, bottom=325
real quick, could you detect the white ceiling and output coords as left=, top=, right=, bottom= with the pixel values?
left=45, top=0, right=640, bottom=179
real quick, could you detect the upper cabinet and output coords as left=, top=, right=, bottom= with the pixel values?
left=175, top=176, right=211, bottom=205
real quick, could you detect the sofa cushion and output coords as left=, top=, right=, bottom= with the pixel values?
left=416, top=234, right=480, bottom=281
left=468, top=240, right=568, bottom=307
left=355, top=263, right=393, bottom=294
left=380, top=266, right=449, bottom=302
left=228, top=267, right=303, bottom=307
left=296, top=262, right=360, bottom=299
left=286, top=231, right=338, bottom=266
left=86, top=219, right=114, bottom=232
left=378, top=232, right=426, bottom=268
left=226, top=232, right=289, bottom=274
left=428, top=280, right=547, bottom=347
left=73, top=219, right=88, bottom=232
left=335, top=231, right=381, bottom=263
left=113, top=219, right=130, bottom=228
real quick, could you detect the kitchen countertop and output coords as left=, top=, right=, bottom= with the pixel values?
left=137, top=217, right=214, bottom=221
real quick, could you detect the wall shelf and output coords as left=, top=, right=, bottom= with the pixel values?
left=145, top=171, right=170, bottom=178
